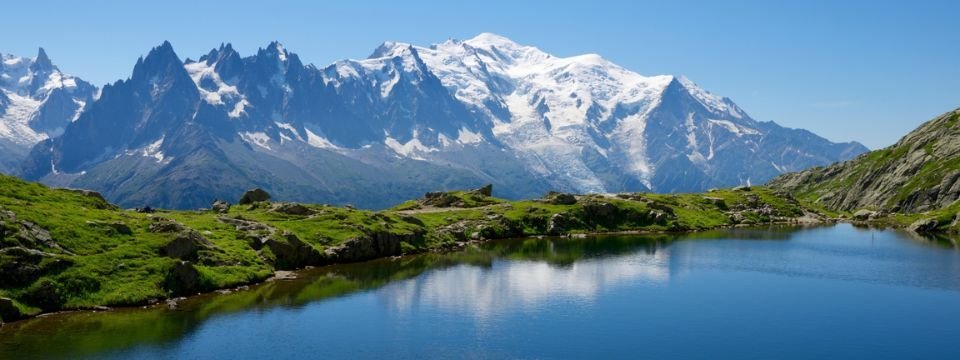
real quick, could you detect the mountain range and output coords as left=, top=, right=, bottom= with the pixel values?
left=0, top=49, right=97, bottom=172
left=4, top=34, right=867, bottom=209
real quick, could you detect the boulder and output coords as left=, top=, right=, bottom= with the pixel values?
left=473, top=184, right=493, bottom=197
left=325, top=231, right=418, bottom=262
left=149, top=219, right=186, bottom=233
left=109, top=222, right=133, bottom=235
left=264, top=231, right=325, bottom=269
left=545, top=192, right=577, bottom=205
left=88, top=220, right=132, bottom=235
left=270, top=202, right=314, bottom=216
left=908, top=218, right=940, bottom=233
left=165, top=261, right=202, bottom=296
left=211, top=200, right=230, bottom=214
left=422, top=192, right=460, bottom=207
left=583, top=202, right=617, bottom=219
left=0, top=297, right=23, bottom=323
left=161, top=230, right=215, bottom=260
left=238, top=188, right=271, bottom=205
left=852, top=209, right=877, bottom=221
left=732, top=185, right=752, bottom=192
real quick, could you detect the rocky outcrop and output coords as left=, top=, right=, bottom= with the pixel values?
left=908, top=218, right=940, bottom=233
left=474, top=184, right=493, bottom=197
left=542, top=192, right=577, bottom=205
left=264, top=232, right=325, bottom=270
left=165, top=261, right=202, bottom=296
left=211, top=200, right=230, bottom=214
left=0, top=209, right=65, bottom=252
left=161, top=230, right=216, bottom=261
left=325, top=231, right=422, bottom=263
left=0, top=297, right=23, bottom=323
left=269, top=202, right=314, bottom=216
left=86, top=220, right=133, bottom=235
left=148, top=218, right=186, bottom=233
left=238, top=188, right=271, bottom=205
left=772, top=109, right=960, bottom=213
left=852, top=210, right=878, bottom=221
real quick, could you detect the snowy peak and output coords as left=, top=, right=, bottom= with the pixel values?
left=0, top=47, right=97, bottom=157
left=17, top=36, right=868, bottom=205
left=674, top=76, right=746, bottom=119
left=264, top=41, right=289, bottom=62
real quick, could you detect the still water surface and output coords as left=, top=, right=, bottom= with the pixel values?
left=2, top=224, right=960, bottom=359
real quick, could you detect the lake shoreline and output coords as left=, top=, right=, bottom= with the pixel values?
left=1, top=218, right=836, bottom=327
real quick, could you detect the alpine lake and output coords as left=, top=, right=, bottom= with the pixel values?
left=2, top=224, right=959, bottom=359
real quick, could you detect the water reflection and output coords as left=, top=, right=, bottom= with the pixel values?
left=2, top=224, right=959, bottom=359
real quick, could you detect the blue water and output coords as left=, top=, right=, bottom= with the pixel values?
left=3, top=224, right=960, bottom=359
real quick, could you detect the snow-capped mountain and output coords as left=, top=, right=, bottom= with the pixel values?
left=20, top=35, right=867, bottom=209
left=0, top=49, right=97, bottom=172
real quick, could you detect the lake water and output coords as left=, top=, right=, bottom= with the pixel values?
left=2, top=224, right=960, bottom=359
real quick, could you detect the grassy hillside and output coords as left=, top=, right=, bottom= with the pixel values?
left=772, top=108, right=960, bottom=213
left=0, top=174, right=814, bottom=322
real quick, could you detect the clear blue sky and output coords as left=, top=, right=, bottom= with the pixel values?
left=4, top=0, right=958, bottom=149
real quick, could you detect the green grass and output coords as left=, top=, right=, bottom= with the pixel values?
left=0, top=173, right=817, bottom=320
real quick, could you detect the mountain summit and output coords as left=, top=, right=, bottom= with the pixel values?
left=19, top=35, right=867, bottom=208
left=0, top=48, right=97, bottom=172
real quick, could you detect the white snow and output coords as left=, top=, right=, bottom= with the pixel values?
left=384, top=136, right=438, bottom=160
left=184, top=61, right=246, bottom=114
left=0, top=91, right=46, bottom=144
left=229, top=99, right=249, bottom=118
left=358, top=33, right=680, bottom=192
left=708, top=119, right=760, bottom=136
left=239, top=132, right=272, bottom=150
left=142, top=137, right=166, bottom=162
left=304, top=127, right=339, bottom=150
left=456, top=127, right=483, bottom=144
left=71, top=99, right=86, bottom=121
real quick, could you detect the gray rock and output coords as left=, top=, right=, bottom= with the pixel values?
left=583, top=202, right=617, bottom=219
left=161, top=231, right=215, bottom=260
left=770, top=110, right=960, bottom=214
left=908, top=218, right=940, bottom=233
left=547, top=213, right=572, bottom=235
left=238, top=188, right=271, bottom=205
left=264, top=231, right=325, bottom=269
left=270, top=202, right=314, bottom=216
left=544, top=192, right=577, bottom=205
left=165, top=261, right=201, bottom=296
left=148, top=219, right=186, bottom=233
left=211, top=200, right=230, bottom=214
left=473, top=184, right=493, bottom=197
left=852, top=209, right=877, bottom=221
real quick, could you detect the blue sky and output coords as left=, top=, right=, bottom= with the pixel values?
left=4, top=0, right=958, bottom=148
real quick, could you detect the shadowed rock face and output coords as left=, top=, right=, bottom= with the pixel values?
left=238, top=189, right=270, bottom=205
left=772, top=108, right=960, bottom=213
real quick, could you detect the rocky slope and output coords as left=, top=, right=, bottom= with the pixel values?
left=771, top=108, right=960, bottom=213
left=0, top=173, right=816, bottom=323
left=19, top=35, right=865, bottom=209
left=0, top=49, right=97, bottom=173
